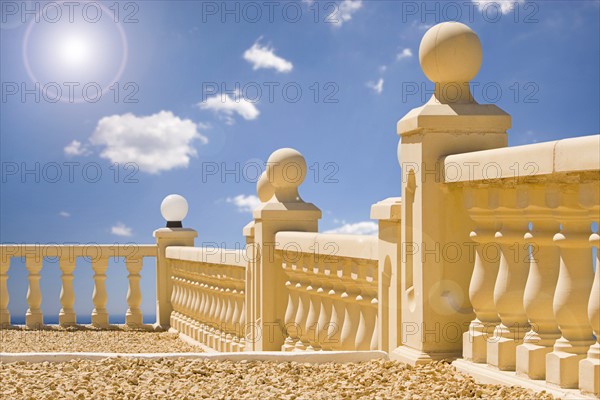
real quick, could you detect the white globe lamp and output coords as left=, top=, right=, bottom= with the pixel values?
left=160, top=194, right=189, bottom=228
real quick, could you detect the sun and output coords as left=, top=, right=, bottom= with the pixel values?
left=59, top=36, right=91, bottom=68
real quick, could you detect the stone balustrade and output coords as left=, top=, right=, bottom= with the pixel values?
left=444, top=135, right=600, bottom=392
left=167, top=246, right=247, bottom=352
left=275, top=232, right=378, bottom=351
left=1, top=21, right=598, bottom=399
left=0, top=244, right=157, bottom=328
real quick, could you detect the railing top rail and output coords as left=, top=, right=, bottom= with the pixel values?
left=442, top=134, right=600, bottom=184
left=166, top=246, right=247, bottom=268
left=0, top=244, right=157, bottom=260
left=275, top=231, right=378, bottom=262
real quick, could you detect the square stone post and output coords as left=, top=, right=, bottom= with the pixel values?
left=371, top=197, right=402, bottom=353
left=249, top=150, right=321, bottom=351
left=153, top=227, right=197, bottom=330
left=392, top=22, right=511, bottom=364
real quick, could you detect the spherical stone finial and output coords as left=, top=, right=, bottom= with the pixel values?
left=161, top=194, right=188, bottom=227
left=419, top=22, right=482, bottom=84
left=266, top=148, right=307, bottom=189
left=257, top=171, right=275, bottom=202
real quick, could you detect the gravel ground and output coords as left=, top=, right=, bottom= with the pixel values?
left=0, top=358, right=554, bottom=400
left=0, top=327, right=201, bottom=353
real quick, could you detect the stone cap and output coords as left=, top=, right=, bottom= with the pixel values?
left=398, top=22, right=511, bottom=136
left=153, top=227, right=198, bottom=239
left=370, top=197, right=402, bottom=221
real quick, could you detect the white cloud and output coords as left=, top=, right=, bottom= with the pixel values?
left=111, top=222, right=133, bottom=237
left=397, top=48, right=413, bottom=61
left=198, top=92, right=260, bottom=124
left=89, top=111, right=207, bottom=174
left=332, top=0, right=363, bottom=27
left=324, top=221, right=378, bottom=236
left=64, top=140, right=91, bottom=156
left=472, top=0, right=524, bottom=14
left=243, top=41, right=293, bottom=73
left=226, top=194, right=261, bottom=213
left=59, top=211, right=71, bottom=218
left=367, top=78, right=384, bottom=95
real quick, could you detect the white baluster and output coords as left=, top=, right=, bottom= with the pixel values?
left=58, top=257, right=77, bottom=326
left=91, top=258, right=109, bottom=328
left=125, top=257, right=143, bottom=327
left=1, top=258, right=11, bottom=327
left=579, top=232, right=600, bottom=396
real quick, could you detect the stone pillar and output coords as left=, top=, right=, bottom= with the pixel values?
left=371, top=197, right=402, bottom=354
left=153, top=228, right=197, bottom=330
left=392, top=22, right=511, bottom=365
left=125, top=257, right=144, bottom=327
left=250, top=148, right=321, bottom=351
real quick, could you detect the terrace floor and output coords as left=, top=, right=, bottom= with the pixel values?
left=0, top=328, right=555, bottom=399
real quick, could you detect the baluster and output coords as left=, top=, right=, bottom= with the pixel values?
left=516, top=187, right=561, bottom=379
left=354, top=264, right=372, bottom=351
left=58, top=257, right=77, bottom=326
left=305, top=277, right=321, bottom=351
left=217, top=287, right=228, bottom=350
left=201, top=283, right=212, bottom=342
left=171, top=276, right=181, bottom=329
left=316, top=284, right=332, bottom=349
left=463, top=188, right=501, bottom=363
left=282, top=259, right=300, bottom=351
left=125, top=257, right=143, bottom=327
left=1, top=258, right=11, bottom=327
left=192, top=281, right=202, bottom=341
left=579, top=232, right=600, bottom=396
left=547, top=201, right=595, bottom=388
left=487, top=188, right=530, bottom=371
left=340, top=261, right=360, bottom=350
left=224, top=287, right=235, bottom=350
left=327, top=266, right=346, bottom=350
left=25, top=256, right=43, bottom=328
left=239, top=289, right=245, bottom=343
left=370, top=298, right=379, bottom=350
left=91, top=257, right=109, bottom=328
left=294, top=261, right=311, bottom=350
left=231, top=289, right=241, bottom=351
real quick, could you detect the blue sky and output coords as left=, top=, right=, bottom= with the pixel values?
left=1, top=0, right=599, bottom=322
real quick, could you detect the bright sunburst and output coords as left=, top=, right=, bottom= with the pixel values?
left=59, top=35, right=92, bottom=69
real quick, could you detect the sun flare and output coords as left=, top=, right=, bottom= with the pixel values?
left=59, top=36, right=91, bottom=68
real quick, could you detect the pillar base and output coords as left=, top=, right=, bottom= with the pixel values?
left=91, top=311, right=109, bottom=328
left=516, top=342, right=553, bottom=380
left=25, top=311, right=43, bottom=329
left=59, top=312, right=77, bottom=327
left=546, top=351, right=586, bottom=389
left=0, top=310, right=11, bottom=327
left=463, top=328, right=492, bottom=363
left=579, top=355, right=600, bottom=396
left=390, top=346, right=460, bottom=366
left=126, top=312, right=143, bottom=327
left=487, top=337, right=518, bottom=371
